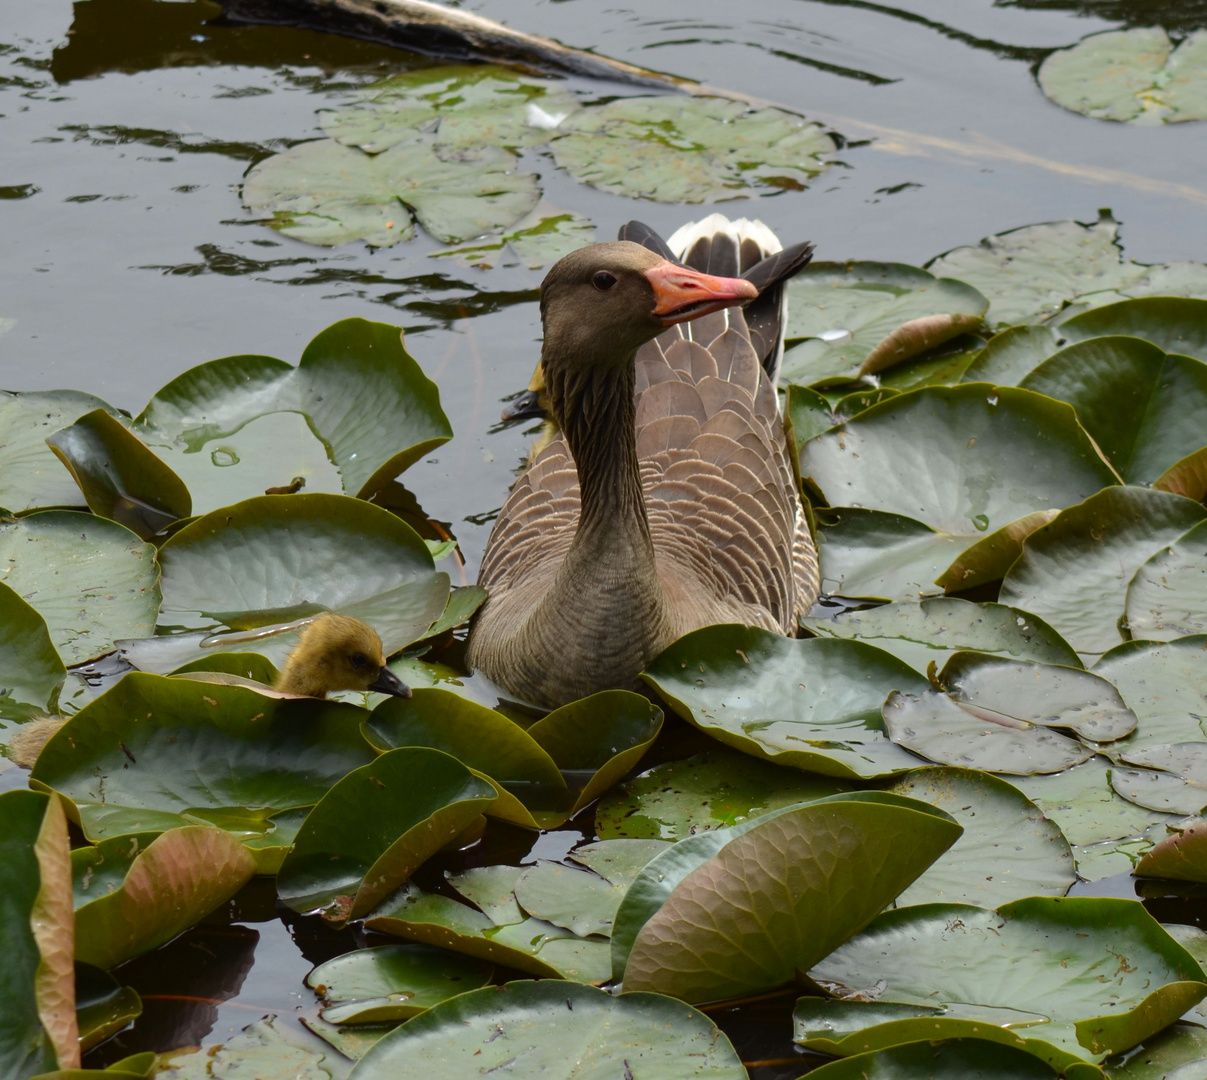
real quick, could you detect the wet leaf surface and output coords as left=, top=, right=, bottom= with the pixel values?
left=0, top=511, right=160, bottom=665
left=1060, top=297, right=1207, bottom=364
left=1092, top=636, right=1207, bottom=752
left=347, top=980, right=747, bottom=1079
left=1039, top=28, right=1207, bottom=124
left=1111, top=745, right=1207, bottom=816
left=305, top=943, right=492, bottom=1024
left=1125, top=520, right=1207, bottom=641
left=799, top=1037, right=1100, bottom=1079
left=1000, top=488, right=1207, bottom=662
left=157, top=1015, right=338, bottom=1080
left=512, top=860, right=623, bottom=938
left=961, top=324, right=1061, bottom=386
left=75, top=964, right=142, bottom=1053
left=644, top=624, right=928, bottom=779
left=781, top=262, right=987, bottom=385
left=567, top=838, right=671, bottom=887
left=0, top=581, right=66, bottom=713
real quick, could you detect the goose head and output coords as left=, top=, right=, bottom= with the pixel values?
left=539, top=241, right=757, bottom=371
left=278, top=613, right=411, bottom=699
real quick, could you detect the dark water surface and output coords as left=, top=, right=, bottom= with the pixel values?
left=3, top=1, right=1205, bottom=1075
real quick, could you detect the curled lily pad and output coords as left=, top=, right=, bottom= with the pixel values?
left=276, top=748, right=496, bottom=922
left=798, top=1037, right=1099, bottom=1079
left=0, top=790, right=76, bottom=1076
left=800, top=385, right=1118, bottom=543
left=1039, top=28, right=1207, bottom=125
left=887, top=768, right=1076, bottom=907
left=1019, top=337, right=1207, bottom=484
left=321, top=64, right=579, bottom=155
left=1000, top=488, right=1207, bottom=661
left=46, top=408, right=191, bottom=539
left=1155, top=445, right=1207, bottom=503
left=1126, top=520, right=1207, bottom=641
left=619, top=793, right=961, bottom=1002
left=134, top=318, right=451, bottom=512
left=243, top=133, right=540, bottom=247
left=1093, top=637, right=1207, bottom=751
left=347, top=980, right=746, bottom=1080
left=1060, top=297, right=1207, bottom=364
left=1135, top=821, right=1207, bottom=883
left=72, top=826, right=256, bottom=970
left=551, top=95, right=833, bottom=203
left=802, top=598, right=1080, bottom=674
left=154, top=493, right=449, bottom=666
left=594, top=749, right=849, bottom=841
left=305, top=944, right=493, bottom=1024
left=643, top=624, right=927, bottom=779
left=366, top=882, right=610, bottom=984
left=809, top=898, right=1207, bottom=1063
left=935, top=509, right=1061, bottom=594
left=961, top=325, right=1061, bottom=386
left=1110, top=745, right=1207, bottom=815
left=0, top=511, right=160, bottom=665
left=925, top=213, right=1142, bottom=328
left=781, top=262, right=987, bottom=386
left=0, top=389, right=117, bottom=511
left=30, top=672, right=374, bottom=842
left=0, top=581, right=66, bottom=714
left=75, top=965, right=142, bottom=1052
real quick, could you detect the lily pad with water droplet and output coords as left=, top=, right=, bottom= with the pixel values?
left=133, top=318, right=451, bottom=513
left=781, top=262, right=987, bottom=386
left=1039, top=28, right=1207, bottom=125
left=550, top=95, right=834, bottom=203
left=243, top=132, right=540, bottom=247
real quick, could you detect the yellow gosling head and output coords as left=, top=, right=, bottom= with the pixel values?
left=275, top=614, right=411, bottom=699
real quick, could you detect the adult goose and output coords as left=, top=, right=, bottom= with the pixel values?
left=467, top=215, right=820, bottom=708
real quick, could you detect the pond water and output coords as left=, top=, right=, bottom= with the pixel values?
left=3, top=0, right=1205, bottom=1075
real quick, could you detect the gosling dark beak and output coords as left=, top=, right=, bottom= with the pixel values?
left=369, top=666, right=412, bottom=698
left=645, top=260, right=759, bottom=326
left=501, top=389, right=545, bottom=421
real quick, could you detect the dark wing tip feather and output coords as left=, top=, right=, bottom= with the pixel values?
left=742, top=241, right=815, bottom=294
left=617, top=221, right=680, bottom=263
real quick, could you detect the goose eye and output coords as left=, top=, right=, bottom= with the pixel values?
left=592, top=271, right=617, bottom=291
left=349, top=652, right=368, bottom=669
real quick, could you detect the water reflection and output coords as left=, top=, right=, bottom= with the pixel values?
left=998, top=0, right=1207, bottom=33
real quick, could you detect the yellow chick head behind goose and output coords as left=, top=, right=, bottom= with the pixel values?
left=6, top=614, right=409, bottom=770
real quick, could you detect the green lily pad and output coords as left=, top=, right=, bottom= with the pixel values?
left=157, top=1015, right=338, bottom=1080
left=1018, top=337, right=1207, bottom=485
left=346, top=980, right=746, bottom=1080
left=305, top=944, right=493, bottom=1024
left=1126, top=520, right=1207, bottom=641
left=134, top=318, right=451, bottom=512
left=1059, top=297, right=1207, bottom=364
left=925, top=214, right=1142, bottom=327
left=1113, top=750, right=1207, bottom=816
left=46, top=409, right=191, bottom=539
left=594, top=748, right=850, bottom=841
left=935, top=509, right=1062, bottom=594
left=243, top=133, right=540, bottom=247
left=876, top=340, right=982, bottom=391
left=0, top=581, right=66, bottom=713
left=1092, top=637, right=1207, bottom=751
left=301, top=1015, right=392, bottom=1064
left=1135, top=821, right=1207, bottom=883
left=550, top=95, right=833, bottom=202
left=886, top=768, right=1076, bottom=906
left=30, top=671, right=374, bottom=841
left=276, top=748, right=496, bottom=922
left=781, top=262, right=987, bottom=385
left=154, top=493, right=448, bottom=665
left=643, top=624, right=928, bottom=779
left=1038, top=28, right=1207, bottom=125
left=799, top=1037, right=1103, bottom=1079
left=786, top=384, right=836, bottom=450
left=802, top=598, right=1080, bottom=674
left=445, top=864, right=525, bottom=926
left=1000, top=488, right=1207, bottom=662
left=0, top=511, right=160, bottom=665
left=1155, top=445, right=1207, bottom=503
left=0, top=790, right=75, bottom=1077
left=170, top=650, right=279, bottom=684
left=813, top=507, right=969, bottom=601
left=567, top=838, right=672, bottom=887
left=832, top=387, right=903, bottom=424
left=321, top=64, right=579, bottom=155
left=1102, top=1021, right=1207, bottom=1079
left=809, top=897, right=1207, bottom=1063
left=961, top=325, right=1062, bottom=386
left=620, top=793, right=961, bottom=1002
left=75, top=965, right=142, bottom=1053
left=0, top=389, right=117, bottom=511
left=433, top=208, right=596, bottom=270
left=513, top=861, right=622, bottom=938
left=800, top=384, right=1119, bottom=545
left=72, top=825, right=256, bottom=970
left=365, top=882, right=610, bottom=983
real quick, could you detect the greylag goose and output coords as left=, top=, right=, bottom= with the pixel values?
left=467, top=215, right=820, bottom=708
left=7, top=614, right=410, bottom=769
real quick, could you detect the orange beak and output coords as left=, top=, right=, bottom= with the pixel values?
left=645, top=261, right=759, bottom=326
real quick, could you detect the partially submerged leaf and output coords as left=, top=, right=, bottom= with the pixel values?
left=157, top=1015, right=337, bottom=1080
left=512, top=860, right=623, bottom=938
left=75, top=965, right=142, bottom=1053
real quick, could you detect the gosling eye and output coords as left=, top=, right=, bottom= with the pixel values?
left=349, top=652, right=369, bottom=670
left=592, top=270, right=618, bottom=291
